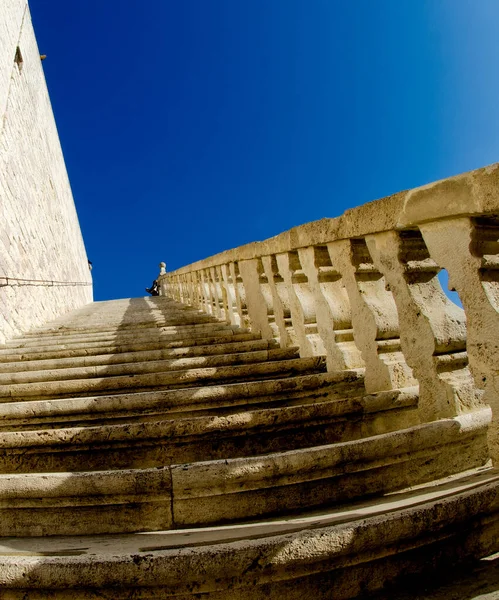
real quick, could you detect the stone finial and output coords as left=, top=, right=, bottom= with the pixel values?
left=159, top=262, right=167, bottom=275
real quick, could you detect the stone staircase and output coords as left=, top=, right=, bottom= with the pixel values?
left=0, top=296, right=497, bottom=598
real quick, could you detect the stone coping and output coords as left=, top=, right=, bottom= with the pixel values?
left=168, top=162, right=499, bottom=274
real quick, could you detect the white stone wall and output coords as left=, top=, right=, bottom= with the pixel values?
left=0, top=2, right=92, bottom=344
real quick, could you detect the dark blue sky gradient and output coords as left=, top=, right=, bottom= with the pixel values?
left=30, top=1, right=499, bottom=300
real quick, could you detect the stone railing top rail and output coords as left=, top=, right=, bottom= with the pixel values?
left=168, top=162, right=499, bottom=274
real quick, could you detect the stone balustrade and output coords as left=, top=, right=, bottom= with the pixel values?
left=159, top=163, right=499, bottom=461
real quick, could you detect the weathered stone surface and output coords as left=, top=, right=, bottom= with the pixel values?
left=0, top=290, right=495, bottom=597
left=0, top=469, right=497, bottom=598
left=0, top=2, right=92, bottom=344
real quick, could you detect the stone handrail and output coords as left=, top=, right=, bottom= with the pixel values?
left=158, top=162, right=499, bottom=460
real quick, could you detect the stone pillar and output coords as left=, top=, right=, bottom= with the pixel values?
left=328, top=239, right=415, bottom=394
left=220, top=263, right=240, bottom=327
left=420, top=217, right=499, bottom=458
left=367, top=229, right=479, bottom=422
left=299, top=245, right=363, bottom=371
left=261, top=255, right=293, bottom=348
left=238, top=259, right=274, bottom=339
left=276, top=251, right=325, bottom=357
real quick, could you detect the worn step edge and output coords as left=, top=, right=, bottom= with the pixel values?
left=0, top=339, right=278, bottom=374
left=15, top=318, right=237, bottom=341
left=170, top=407, right=491, bottom=526
left=0, top=348, right=300, bottom=385
left=0, top=387, right=418, bottom=473
left=0, top=357, right=328, bottom=401
left=0, top=372, right=362, bottom=426
left=4, top=323, right=241, bottom=349
left=0, top=385, right=413, bottom=450
left=19, top=316, right=220, bottom=337
left=0, top=410, right=488, bottom=536
left=0, top=467, right=496, bottom=600
left=1, top=471, right=498, bottom=600
left=0, top=332, right=263, bottom=363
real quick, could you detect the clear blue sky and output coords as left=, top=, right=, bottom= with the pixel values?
left=30, top=0, right=499, bottom=301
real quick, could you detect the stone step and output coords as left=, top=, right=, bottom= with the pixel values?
left=4, top=322, right=240, bottom=348
left=0, top=382, right=420, bottom=474
left=0, top=347, right=299, bottom=385
left=0, top=329, right=261, bottom=361
left=0, top=293, right=493, bottom=600
left=20, top=315, right=219, bottom=336
left=0, top=371, right=361, bottom=429
left=0, top=338, right=278, bottom=373
left=23, top=313, right=217, bottom=332
left=17, top=315, right=228, bottom=336
left=0, top=411, right=488, bottom=537
left=0, top=468, right=495, bottom=599
left=45, top=312, right=211, bottom=330
left=0, top=332, right=263, bottom=362
left=0, top=356, right=328, bottom=401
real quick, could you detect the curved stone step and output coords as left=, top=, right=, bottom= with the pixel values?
left=0, top=384, right=418, bottom=474
left=170, top=408, right=490, bottom=528
left=0, top=356, right=328, bottom=401
left=0, top=468, right=496, bottom=599
left=0, top=410, right=488, bottom=536
left=0, top=372, right=362, bottom=429
left=0, top=347, right=300, bottom=385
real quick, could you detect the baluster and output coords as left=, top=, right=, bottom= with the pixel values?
left=328, top=239, right=415, bottom=394
left=214, top=265, right=228, bottom=322
left=261, top=255, right=294, bottom=347
left=420, top=217, right=499, bottom=457
left=194, top=271, right=204, bottom=311
left=178, top=274, right=186, bottom=304
left=169, top=274, right=178, bottom=301
left=199, top=269, right=213, bottom=315
left=276, top=251, right=325, bottom=356
left=185, top=272, right=195, bottom=307
left=208, top=267, right=223, bottom=320
left=238, top=259, right=274, bottom=338
left=367, top=229, right=478, bottom=421
left=220, top=263, right=239, bottom=326
left=299, top=245, right=363, bottom=371
left=230, top=262, right=250, bottom=329
left=184, top=273, right=193, bottom=306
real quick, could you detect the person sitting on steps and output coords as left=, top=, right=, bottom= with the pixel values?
left=145, top=279, right=159, bottom=296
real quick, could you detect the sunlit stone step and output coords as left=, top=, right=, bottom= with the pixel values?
left=0, top=332, right=262, bottom=362
left=3, top=322, right=239, bottom=349
left=0, top=356, right=328, bottom=401
left=0, top=372, right=362, bottom=429
left=0, top=338, right=278, bottom=373
left=0, top=375, right=413, bottom=473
